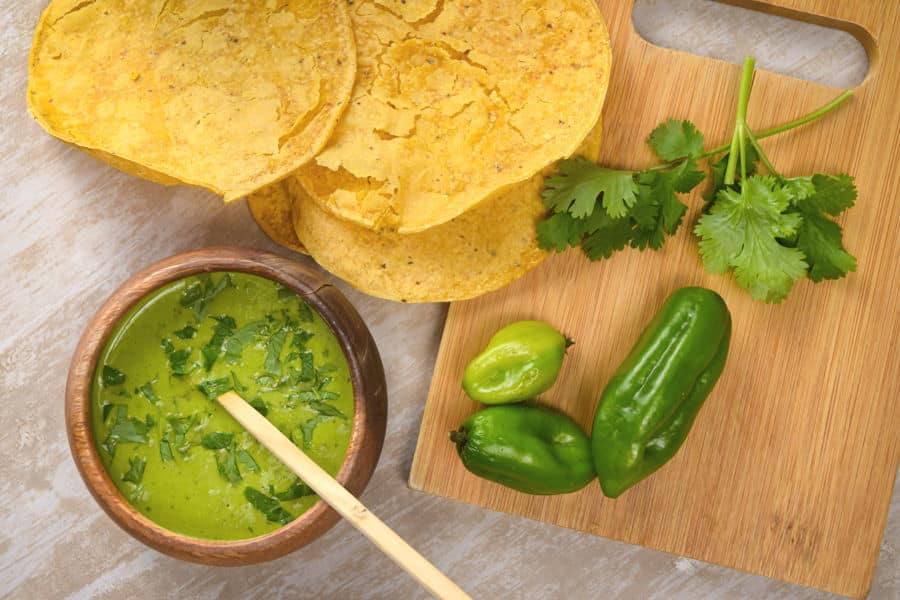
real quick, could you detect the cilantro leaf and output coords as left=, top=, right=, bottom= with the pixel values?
left=167, top=414, right=196, bottom=453
left=101, top=437, right=118, bottom=459
left=244, top=487, right=293, bottom=524
left=581, top=213, right=635, bottom=260
left=230, top=371, right=247, bottom=395
left=237, top=449, right=260, bottom=473
left=255, top=375, right=277, bottom=389
left=298, top=350, right=315, bottom=383
left=136, top=380, right=160, bottom=405
left=536, top=212, right=591, bottom=252
left=222, top=338, right=243, bottom=366
left=782, top=176, right=816, bottom=202
left=224, top=321, right=264, bottom=365
left=201, top=432, right=234, bottom=450
left=794, top=207, right=857, bottom=281
left=596, top=172, right=641, bottom=218
left=537, top=155, right=704, bottom=260
left=297, top=300, right=314, bottom=323
left=180, top=274, right=232, bottom=320
left=215, top=444, right=242, bottom=484
left=660, top=189, right=689, bottom=234
left=102, top=365, right=126, bottom=386
left=198, top=377, right=232, bottom=401
left=174, top=325, right=196, bottom=340
left=629, top=186, right=663, bottom=232
left=695, top=176, right=808, bottom=302
left=542, top=158, right=638, bottom=218
left=201, top=315, right=236, bottom=371
left=122, top=456, right=147, bottom=484
left=803, top=173, right=857, bottom=216
left=274, top=479, right=315, bottom=501
left=299, top=416, right=328, bottom=449
left=630, top=169, right=690, bottom=251
left=264, top=327, right=288, bottom=377
left=305, top=400, right=346, bottom=419
left=670, top=157, right=706, bottom=193
left=291, top=328, right=314, bottom=350
left=167, top=348, right=192, bottom=376
left=167, top=415, right=194, bottom=438
left=276, top=283, right=295, bottom=302
left=629, top=196, right=667, bottom=251
left=647, top=119, right=704, bottom=161
left=159, top=434, right=174, bottom=462
left=249, top=397, right=268, bottom=416
left=179, top=280, right=203, bottom=310
left=106, top=405, right=150, bottom=445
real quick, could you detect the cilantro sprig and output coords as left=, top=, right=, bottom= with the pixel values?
left=538, top=57, right=856, bottom=303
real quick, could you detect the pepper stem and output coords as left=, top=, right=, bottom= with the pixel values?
left=449, top=428, right=468, bottom=450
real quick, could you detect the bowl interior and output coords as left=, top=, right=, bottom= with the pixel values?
left=65, top=247, right=387, bottom=565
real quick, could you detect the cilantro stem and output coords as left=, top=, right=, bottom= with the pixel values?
left=740, top=128, right=748, bottom=183
left=698, top=89, right=853, bottom=160
left=720, top=123, right=740, bottom=179
left=745, top=126, right=780, bottom=178
left=725, top=57, right=756, bottom=185
left=754, top=89, right=855, bottom=139
left=644, top=64, right=853, bottom=177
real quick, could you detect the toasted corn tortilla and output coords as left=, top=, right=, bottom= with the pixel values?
left=27, top=0, right=356, bottom=201
left=290, top=119, right=603, bottom=302
left=296, top=0, right=611, bottom=233
left=248, top=184, right=306, bottom=254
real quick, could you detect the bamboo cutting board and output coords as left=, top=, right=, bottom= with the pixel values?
left=409, top=1, right=900, bottom=597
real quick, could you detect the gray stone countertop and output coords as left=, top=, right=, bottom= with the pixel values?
left=1, top=0, right=896, bottom=598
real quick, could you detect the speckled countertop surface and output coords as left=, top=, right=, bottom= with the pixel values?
left=1, top=1, right=896, bottom=598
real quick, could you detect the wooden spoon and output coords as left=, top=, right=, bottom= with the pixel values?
left=216, top=391, right=471, bottom=600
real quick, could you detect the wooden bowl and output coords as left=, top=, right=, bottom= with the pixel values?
left=65, top=247, right=388, bottom=565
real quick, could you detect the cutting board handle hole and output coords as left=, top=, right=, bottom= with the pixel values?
left=632, top=0, right=874, bottom=88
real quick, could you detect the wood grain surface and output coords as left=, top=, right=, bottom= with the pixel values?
left=2, top=1, right=897, bottom=599
left=410, top=1, right=900, bottom=598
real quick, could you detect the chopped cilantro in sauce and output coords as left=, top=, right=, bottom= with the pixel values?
left=91, top=272, right=351, bottom=540
left=102, top=365, right=126, bottom=386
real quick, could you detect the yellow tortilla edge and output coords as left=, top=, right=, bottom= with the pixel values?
left=292, top=117, right=604, bottom=303
left=297, top=1, right=612, bottom=234
left=25, top=1, right=357, bottom=202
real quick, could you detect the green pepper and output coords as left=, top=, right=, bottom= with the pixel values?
left=592, top=287, right=731, bottom=498
left=462, top=320, right=570, bottom=404
left=450, top=405, right=595, bottom=494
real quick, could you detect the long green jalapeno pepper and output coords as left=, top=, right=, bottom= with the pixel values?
left=592, top=287, right=731, bottom=498
left=450, top=405, right=595, bottom=494
left=462, top=320, right=570, bottom=404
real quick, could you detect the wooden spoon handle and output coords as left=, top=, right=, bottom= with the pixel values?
left=217, top=391, right=471, bottom=600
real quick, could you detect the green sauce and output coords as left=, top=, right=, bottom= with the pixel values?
left=91, top=272, right=354, bottom=540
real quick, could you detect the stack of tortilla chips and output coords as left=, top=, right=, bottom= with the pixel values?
left=28, top=0, right=611, bottom=302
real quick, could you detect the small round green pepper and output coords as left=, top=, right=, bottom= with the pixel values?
left=450, top=405, right=596, bottom=494
left=462, top=320, right=570, bottom=404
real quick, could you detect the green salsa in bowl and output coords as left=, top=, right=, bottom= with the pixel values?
left=66, top=248, right=387, bottom=565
